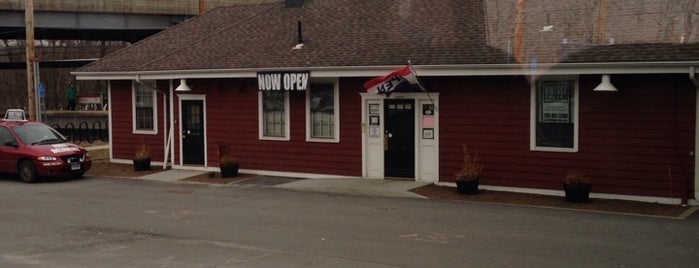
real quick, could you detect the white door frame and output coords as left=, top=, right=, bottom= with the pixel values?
left=360, top=92, right=439, bottom=182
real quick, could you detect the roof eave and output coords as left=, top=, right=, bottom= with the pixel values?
left=72, top=61, right=699, bottom=81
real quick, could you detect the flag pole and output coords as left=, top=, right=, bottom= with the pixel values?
left=407, top=60, right=437, bottom=110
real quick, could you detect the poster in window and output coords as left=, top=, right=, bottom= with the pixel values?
left=423, top=115, right=434, bottom=128
left=369, top=104, right=380, bottom=115
left=369, top=126, right=380, bottom=138
left=540, top=81, right=571, bottom=123
left=369, top=116, right=380, bottom=126
left=423, top=104, right=434, bottom=115
left=422, top=128, right=434, bottom=139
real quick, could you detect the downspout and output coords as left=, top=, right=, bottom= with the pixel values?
left=690, top=66, right=699, bottom=206
left=169, top=80, right=175, bottom=169
left=162, top=84, right=168, bottom=169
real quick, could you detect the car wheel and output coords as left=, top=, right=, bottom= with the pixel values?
left=19, top=160, right=39, bottom=183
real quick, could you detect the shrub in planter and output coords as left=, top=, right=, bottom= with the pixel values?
left=455, top=143, right=483, bottom=195
left=133, top=143, right=151, bottom=171
left=219, top=154, right=239, bottom=178
left=563, top=171, right=591, bottom=202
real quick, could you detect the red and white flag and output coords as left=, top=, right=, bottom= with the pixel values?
left=363, top=65, right=418, bottom=94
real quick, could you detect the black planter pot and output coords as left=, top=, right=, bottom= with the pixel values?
left=564, top=183, right=591, bottom=202
left=133, top=158, right=151, bottom=171
left=220, top=164, right=239, bottom=178
left=456, top=177, right=479, bottom=195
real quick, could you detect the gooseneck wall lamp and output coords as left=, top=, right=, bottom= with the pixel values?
left=593, top=74, right=618, bottom=92
left=175, top=79, right=192, bottom=92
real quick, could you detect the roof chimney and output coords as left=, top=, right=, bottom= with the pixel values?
left=285, top=0, right=305, bottom=8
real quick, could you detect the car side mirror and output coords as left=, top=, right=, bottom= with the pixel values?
left=4, top=140, right=18, bottom=147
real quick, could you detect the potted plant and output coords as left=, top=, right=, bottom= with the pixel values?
left=563, top=171, right=591, bottom=202
left=455, top=143, right=483, bottom=194
left=219, top=154, right=239, bottom=178
left=133, top=143, right=151, bottom=171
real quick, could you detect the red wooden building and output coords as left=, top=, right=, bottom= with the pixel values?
left=74, top=0, right=699, bottom=205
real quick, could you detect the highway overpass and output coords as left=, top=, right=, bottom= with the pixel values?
left=0, top=0, right=280, bottom=42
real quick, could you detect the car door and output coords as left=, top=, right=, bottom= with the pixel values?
left=0, top=126, right=19, bottom=172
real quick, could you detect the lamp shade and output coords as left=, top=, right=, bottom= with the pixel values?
left=175, top=79, right=192, bottom=92
left=593, top=75, right=618, bottom=92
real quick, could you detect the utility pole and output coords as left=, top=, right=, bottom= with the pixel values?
left=25, top=0, right=36, bottom=120
left=598, top=0, right=607, bottom=44
left=199, top=0, right=206, bottom=14
left=513, top=0, right=526, bottom=63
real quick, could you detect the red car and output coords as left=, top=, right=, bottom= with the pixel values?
left=0, top=109, right=91, bottom=183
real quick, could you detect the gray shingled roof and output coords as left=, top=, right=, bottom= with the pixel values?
left=78, top=0, right=699, bottom=74
left=561, top=43, right=699, bottom=63
left=78, top=0, right=510, bottom=73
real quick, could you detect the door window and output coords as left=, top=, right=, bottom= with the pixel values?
left=0, top=127, right=16, bottom=146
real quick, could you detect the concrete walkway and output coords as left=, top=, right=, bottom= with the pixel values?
left=275, top=178, right=430, bottom=199
left=121, top=169, right=429, bottom=199
left=83, top=144, right=429, bottom=198
left=137, top=170, right=209, bottom=183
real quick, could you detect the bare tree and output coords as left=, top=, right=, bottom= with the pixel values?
left=0, top=39, right=127, bottom=110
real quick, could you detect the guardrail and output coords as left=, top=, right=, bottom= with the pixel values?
left=51, top=120, right=109, bottom=144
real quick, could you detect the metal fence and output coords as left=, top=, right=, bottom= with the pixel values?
left=51, top=120, right=109, bottom=144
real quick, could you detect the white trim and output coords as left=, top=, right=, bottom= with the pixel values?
left=236, top=169, right=359, bottom=179
left=177, top=94, right=208, bottom=167
left=131, top=81, right=158, bottom=135
left=110, top=158, right=165, bottom=167
left=418, top=97, right=440, bottom=183
left=166, top=165, right=359, bottom=180
left=306, top=79, right=340, bottom=143
left=73, top=61, right=699, bottom=80
left=360, top=92, right=440, bottom=182
left=530, top=76, right=579, bottom=153
left=696, top=85, right=699, bottom=204
left=437, top=182, right=683, bottom=205
left=361, top=98, right=383, bottom=179
left=258, top=91, right=291, bottom=141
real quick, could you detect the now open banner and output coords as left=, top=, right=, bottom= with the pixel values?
left=257, top=71, right=310, bottom=91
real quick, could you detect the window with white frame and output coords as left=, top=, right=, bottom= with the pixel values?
left=307, top=83, right=339, bottom=142
left=531, top=78, right=578, bottom=152
left=259, top=91, right=289, bottom=140
left=132, top=81, right=157, bottom=134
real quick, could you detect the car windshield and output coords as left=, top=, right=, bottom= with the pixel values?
left=12, top=124, right=67, bottom=145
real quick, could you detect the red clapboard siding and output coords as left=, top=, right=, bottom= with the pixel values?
left=195, top=78, right=362, bottom=176
left=109, top=80, right=165, bottom=161
left=437, top=74, right=695, bottom=199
